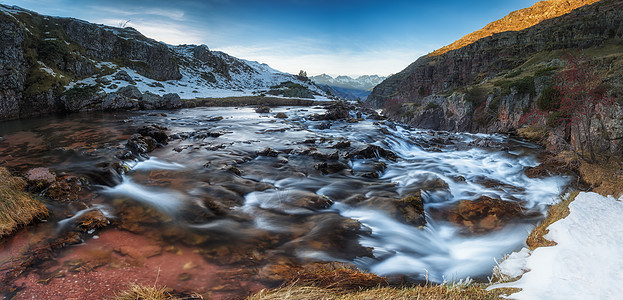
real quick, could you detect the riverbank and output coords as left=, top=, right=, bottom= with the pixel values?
left=0, top=105, right=607, bottom=299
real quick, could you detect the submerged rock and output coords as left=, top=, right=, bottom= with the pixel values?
left=447, top=196, right=523, bottom=234
left=352, top=192, right=426, bottom=226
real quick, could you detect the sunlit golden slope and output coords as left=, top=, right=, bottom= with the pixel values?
left=429, top=0, right=600, bottom=56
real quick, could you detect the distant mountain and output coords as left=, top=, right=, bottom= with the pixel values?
left=310, top=74, right=386, bottom=101
left=0, top=5, right=327, bottom=120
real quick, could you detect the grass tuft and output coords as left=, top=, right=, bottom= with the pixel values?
left=0, top=167, right=48, bottom=237
left=116, top=283, right=176, bottom=300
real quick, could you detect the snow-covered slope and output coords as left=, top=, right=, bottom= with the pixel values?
left=489, top=192, right=623, bottom=299
left=310, top=74, right=387, bottom=91
left=310, top=74, right=387, bottom=100
left=68, top=44, right=327, bottom=100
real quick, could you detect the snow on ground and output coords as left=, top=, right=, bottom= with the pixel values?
left=488, top=192, right=623, bottom=299
left=68, top=53, right=330, bottom=101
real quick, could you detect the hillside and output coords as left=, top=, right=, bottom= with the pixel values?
left=0, top=5, right=326, bottom=120
left=366, top=0, right=623, bottom=155
left=430, top=0, right=601, bottom=56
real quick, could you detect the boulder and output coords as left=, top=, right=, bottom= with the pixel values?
left=347, top=144, right=397, bottom=161
left=127, top=133, right=157, bottom=154
left=137, top=125, right=168, bottom=144
left=113, top=70, right=135, bottom=83
left=102, top=93, right=136, bottom=111
left=161, top=93, right=182, bottom=109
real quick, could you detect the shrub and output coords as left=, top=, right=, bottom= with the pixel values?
left=494, top=76, right=535, bottom=96
left=537, top=86, right=562, bottom=111
left=546, top=110, right=570, bottom=128
left=465, top=86, right=488, bottom=107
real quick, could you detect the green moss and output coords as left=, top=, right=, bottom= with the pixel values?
left=534, top=66, right=558, bottom=77
left=63, top=85, right=100, bottom=101
left=494, top=76, right=535, bottom=96
left=537, top=86, right=562, bottom=111
left=504, top=69, right=522, bottom=78
left=464, top=86, right=488, bottom=107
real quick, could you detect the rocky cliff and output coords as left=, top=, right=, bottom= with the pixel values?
left=366, top=0, right=623, bottom=155
left=367, top=0, right=622, bottom=110
left=0, top=5, right=325, bottom=121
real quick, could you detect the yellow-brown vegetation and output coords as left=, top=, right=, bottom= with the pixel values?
left=578, top=158, right=623, bottom=198
left=430, top=0, right=600, bottom=56
left=248, top=284, right=518, bottom=300
left=526, top=192, right=576, bottom=249
left=0, top=167, right=48, bottom=237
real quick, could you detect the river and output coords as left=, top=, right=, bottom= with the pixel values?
left=0, top=105, right=568, bottom=298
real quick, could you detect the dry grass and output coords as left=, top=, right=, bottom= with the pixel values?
left=0, top=167, right=48, bottom=237
left=578, top=158, right=623, bottom=198
left=517, top=126, right=549, bottom=145
left=526, top=192, right=576, bottom=250
left=116, top=283, right=178, bottom=300
left=248, top=284, right=518, bottom=300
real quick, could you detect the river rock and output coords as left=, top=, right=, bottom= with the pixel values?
left=161, top=93, right=182, bottom=109
left=447, top=196, right=523, bottom=233
left=126, top=133, right=157, bottom=154
left=275, top=112, right=288, bottom=119
left=347, top=144, right=397, bottom=161
left=102, top=93, right=137, bottom=111
left=137, top=125, right=168, bottom=144
left=115, top=245, right=162, bottom=259
left=355, top=192, right=425, bottom=226
left=311, top=102, right=352, bottom=120
left=25, top=167, right=57, bottom=190
left=255, top=106, right=271, bottom=113
left=140, top=91, right=162, bottom=109
left=77, top=210, right=109, bottom=231
left=315, top=162, right=350, bottom=174
left=117, top=85, right=142, bottom=100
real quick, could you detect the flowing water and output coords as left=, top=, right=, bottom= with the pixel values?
left=0, top=106, right=568, bottom=297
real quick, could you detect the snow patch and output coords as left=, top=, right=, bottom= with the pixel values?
left=37, top=61, right=61, bottom=77
left=488, top=192, right=623, bottom=299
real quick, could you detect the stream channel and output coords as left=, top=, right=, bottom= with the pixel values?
left=0, top=105, right=568, bottom=298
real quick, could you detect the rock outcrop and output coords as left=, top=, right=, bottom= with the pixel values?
left=366, top=0, right=623, bottom=154
left=0, top=5, right=326, bottom=121
left=367, top=0, right=622, bottom=110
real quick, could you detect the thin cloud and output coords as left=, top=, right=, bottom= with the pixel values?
left=217, top=40, right=427, bottom=77
left=90, top=5, right=186, bottom=21
left=96, top=18, right=205, bottom=45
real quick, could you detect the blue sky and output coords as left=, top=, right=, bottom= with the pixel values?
left=5, top=0, right=538, bottom=77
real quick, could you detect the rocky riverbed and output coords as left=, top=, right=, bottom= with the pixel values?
left=0, top=103, right=569, bottom=299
